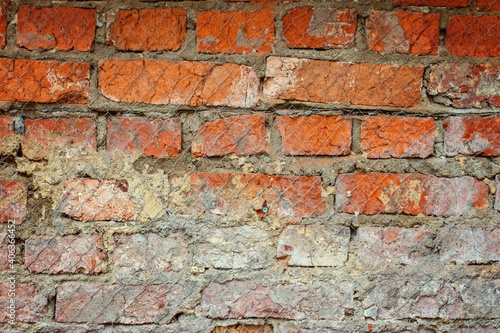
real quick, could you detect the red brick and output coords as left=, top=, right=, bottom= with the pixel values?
left=428, top=63, right=500, bottom=108
left=56, top=283, right=188, bottom=324
left=0, top=283, right=48, bottom=322
left=17, top=6, right=96, bottom=51
left=439, top=227, right=500, bottom=264
left=277, top=115, right=351, bottom=156
left=192, top=115, right=267, bottom=157
left=361, top=116, right=436, bottom=158
left=477, top=0, right=500, bottom=11
left=0, top=59, right=90, bottom=104
left=394, top=0, right=468, bottom=6
left=0, top=115, right=20, bottom=155
left=0, top=232, right=14, bottom=271
left=366, top=11, right=440, bottom=55
left=174, top=172, right=325, bottom=218
left=356, top=227, right=433, bottom=266
left=0, top=2, right=7, bottom=48
left=0, top=181, right=27, bottom=222
left=446, top=16, right=500, bottom=57
left=197, top=9, right=274, bottom=55
left=22, top=118, right=96, bottom=160
left=443, top=117, right=500, bottom=156
left=212, top=325, right=273, bottom=333
left=496, top=175, right=500, bottom=211
left=107, top=8, right=186, bottom=51
left=24, top=234, right=105, bottom=274
left=113, top=233, right=189, bottom=274
left=107, top=117, right=181, bottom=158
left=283, top=8, right=357, bottom=49
left=201, top=280, right=353, bottom=320
left=263, top=57, right=423, bottom=107
left=99, top=59, right=259, bottom=108
left=60, top=178, right=135, bottom=221
left=336, top=173, right=488, bottom=216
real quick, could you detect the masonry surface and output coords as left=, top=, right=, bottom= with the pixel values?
left=0, top=0, right=499, bottom=332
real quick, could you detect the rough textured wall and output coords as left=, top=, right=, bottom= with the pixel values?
left=0, top=0, right=499, bottom=332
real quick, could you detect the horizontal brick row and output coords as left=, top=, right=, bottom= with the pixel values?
left=5, top=6, right=498, bottom=56
left=2, top=115, right=498, bottom=159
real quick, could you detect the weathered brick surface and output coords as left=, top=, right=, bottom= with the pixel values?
left=336, top=173, right=488, bottom=216
left=197, top=9, right=274, bottom=55
left=443, top=117, right=500, bottom=156
left=107, top=8, right=186, bottom=51
left=355, top=227, right=433, bottom=266
left=55, top=283, right=188, bottom=324
left=0, top=180, right=27, bottom=222
left=439, top=227, right=500, bottom=264
left=173, top=173, right=325, bottom=218
left=0, top=1, right=7, bottom=48
left=107, top=117, right=182, bottom=158
left=192, top=115, right=267, bottom=157
left=0, top=283, right=48, bottom=322
left=60, top=179, right=135, bottom=221
left=361, top=116, right=435, bottom=158
left=263, top=57, right=423, bottom=107
left=363, top=278, right=500, bottom=319
left=446, top=16, right=500, bottom=57
left=195, top=226, right=273, bottom=269
left=22, top=118, right=97, bottom=160
left=99, top=59, right=259, bottom=107
left=17, top=6, right=96, bottom=51
left=24, top=234, right=105, bottom=274
left=477, top=0, right=500, bottom=11
left=283, top=8, right=357, bottom=49
left=428, top=63, right=500, bottom=108
left=113, top=233, right=189, bottom=275
left=212, top=325, right=273, bottom=333
left=0, top=59, right=90, bottom=104
left=394, top=0, right=468, bottom=5
left=0, top=115, right=20, bottom=155
left=276, top=115, right=351, bottom=156
left=201, top=280, right=354, bottom=320
left=496, top=175, right=500, bottom=211
left=0, top=232, right=11, bottom=271
left=366, top=11, right=440, bottom=55
left=277, top=224, right=349, bottom=266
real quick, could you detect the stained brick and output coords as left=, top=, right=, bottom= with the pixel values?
left=201, top=280, right=354, bottom=320
left=107, top=8, right=186, bottom=51
left=55, top=283, right=188, bottom=324
left=277, top=224, right=349, bottom=266
left=60, top=179, right=135, bottom=222
left=107, top=117, right=182, bottom=158
left=17, top=6, right=96, bottom=51
left=0, top=59, right=90, bottom=104
left=443, top=117, right=500, bottom=156
left=192, top=115, right=267, bottom=157
left=172, top=173, right=325, bottom=218
left=99, top=59, right=259, bottom=108
left=0, top=180, right=27, bottom=222
left=439, top=227, right=500, bottom=264
left=197, top=9, right=274, bottom=55
left=22, top=118, right=96, bottom=160
left=360, top=116, right=435, bottom=158
left=428, top=63, right=500, bottom=108
left=283, top=8, right=357, bottom=49
left=263, top=57, right=423, bottom=107
left=276, top=115, right=352, bottom=156
left=366, top=11, right=440, bottom=55
left=335, top=173, right=488, bottom=216
left=446, top=15, right=500, bottom=57
left=0, top=283, right=48, bottom=322
left=0, top=115, right=20, bottom=155
left=24, top=234, right=105, bottom=274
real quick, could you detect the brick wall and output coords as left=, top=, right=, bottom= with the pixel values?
left=0, top=0, right=499, bottom=332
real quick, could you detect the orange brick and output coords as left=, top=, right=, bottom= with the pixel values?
left=197, top=9, right=274, bottom=55
left=446, top=15, right=500, bottom=57
left=366, top=11, right=440, bottom=55
left=477, top=0, right=500, bottom=11
left=17, top=6, right=96, bottom=51
left=277, top=115, right=351, bottom=156
left=443, top=117, right=500, bottom=156
left=107, top=8, right=186, bottom=51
